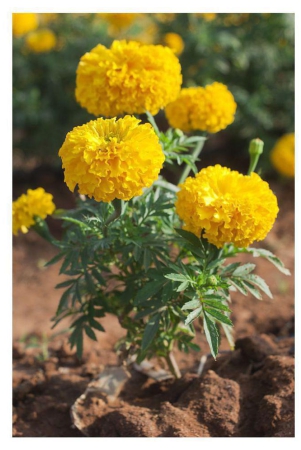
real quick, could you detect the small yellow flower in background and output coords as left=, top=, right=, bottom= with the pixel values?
left=75, top=40, right=182, bottom=117
left=97, top=13, right=137, bottom=31
left=25, top=29, right=57, bottom=53
left=175, top=165, right=278, bottom=248
left=12, top=13, right=38, bottom=37
left=153, top=13, right=176, bottom=23
left=59, top=116, right=165, bottom=203
left=197, top=13, right=217, bottom=22
left=13, top=188, right=56, bottom=236
left=270, top=133, right=295, bottom=178
left=165, top=82, right=237, bottom=133
left=163, top=32, right=185, bottom=55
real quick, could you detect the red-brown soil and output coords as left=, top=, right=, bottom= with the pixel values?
left=13, top=173, right=294, bottom=437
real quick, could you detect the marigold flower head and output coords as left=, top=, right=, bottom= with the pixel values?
left=25, top=28, right=57, bottom=53
left=175, top=165, right=278, bottom=248
left=165, top=82, right=237, bottom=133
left=163, top=32, right=185, bottom=55
left=13, top=188, right=56, bottom=236
left=58, top=115, right=165, bottom=203
left=12, top=13, right=38, bottom=37
left=75, top=40, right=182, bottom=117
left=270, top=133, right=295, bottom=178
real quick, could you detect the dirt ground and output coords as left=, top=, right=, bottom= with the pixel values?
left=12, top=172, right=295, bottom=438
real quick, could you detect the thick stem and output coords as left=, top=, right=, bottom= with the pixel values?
left=178, top=138, right=206, bottom=185
left=104, top=199, right=122, bottom=226
left=165, top=352, right=181, bottom=379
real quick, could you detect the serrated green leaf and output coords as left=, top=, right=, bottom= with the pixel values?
left=230, top=278, right=249, bottom=295
left=204, top=307, right=233, bottom=326
left=203, top=299, right=232, bottom=312
left=203, top=311, right=219, bottom=359
left=175, top=228, right=203, bottom=249
left=245, top=274, right=273, bottom=298
left=55, top=279, right=76, bottom=289
left=181, top=298, right=201, bottom=310
left=164, top=273, right=189, bottom=282
left=184, top=306, right=203, bottom=325
left=84, top=325, right=97, bottom=341
left=220, top=262, right=241, bottom=275
left=134, top=278, right=166, bottom=305
left=56, top=286, right=73, bottom=314
left=176, top=281, right=190, bottom=292
left=141, top=313, right=160, bottom=352
left=247, top=248, right=291, bottom=275
left=232, top=263, right=256, bottom=277
left=44, top=252, right=65, bottom=267
left=89, top=318, right=105, bottom=332
left=242, top=281, right=262, bottom=300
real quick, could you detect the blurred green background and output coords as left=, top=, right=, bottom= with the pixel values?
left=13, top=13, right=294, bottom=176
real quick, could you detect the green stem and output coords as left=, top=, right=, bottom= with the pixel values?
left=178, top=138, right=206, bottom=185
left=104, top=199, right=122, bottom=226
left=247, top=138, right=264, bottom=175
left=165, top=351, right=181, bottom=379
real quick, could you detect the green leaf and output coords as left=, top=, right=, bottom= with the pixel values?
left=84, top=325, right=97, bottom=341
left=134, top=278, right=166, bottom=305
left=184, top=306, right=203, bottom=325
left=176, top=281, right=190, bottom=292
left=229, top=278, right=248, bottom=295
left=204, top=307, right=233, bottom=326
left=242, top=281, right=262, bottom=300
left=141, top=313, right=160, bottom=352
left=56, top=286, right=73, bottom=314
left=143, top=248, right=151, bottom=272
left=247, top=248, right=291, bottom=275
left=220, top=262, right=241, bottom=275
left=175, top=228, right=203, bottom=249
left=181, top=298, right=201, bottom=310
left=245, top=274, right=273, bottom=298
left=164, top=273, right=189, bottom=282
left=232, top=263, right=256, bottom=277
left=55, top=279, right=76, bottom=289
left=44, top=252, right=65, bottom=267
left=203, top=299, right=232, bottom=312
left=89, top=318, right=105, bottom=332
left=203, top=311, right=219, bottom=359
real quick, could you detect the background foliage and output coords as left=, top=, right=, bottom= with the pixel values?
left=13, top=12, right=294, bottom=175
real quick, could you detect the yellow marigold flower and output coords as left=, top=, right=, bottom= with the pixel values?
left=58, top=116, right=165, bottom=203
left=175, top=165, right=278, bottom=248
left=270, top=133, right=295, bottom=177
left=12, top=13, right=38, bottom=37
left=13, top=188, right=56, bottom=236
left=163, top=32, right=185, bottom=55
left=75, top=40, right=182, bottom=117
left=25, top=28, right=57, bottom=53
left=165, top=82, right=237, bottom=134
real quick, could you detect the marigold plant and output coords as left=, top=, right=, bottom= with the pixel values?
left=58, top=115, right=165, bottom=202
left=270, top=133, right=295, bottom=177
left=25, top=29, right=57, bottom=53
left=75, top=40, right=182, bottom=117
left=13, top=188, right=56, bottom=235
left=175, top=165, right=279, bottom=248
left=165, top=82, right=237, bottom=133
left=14, top=40, right=290, bottom=379
left=12, top=13, right=38, bottom=37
